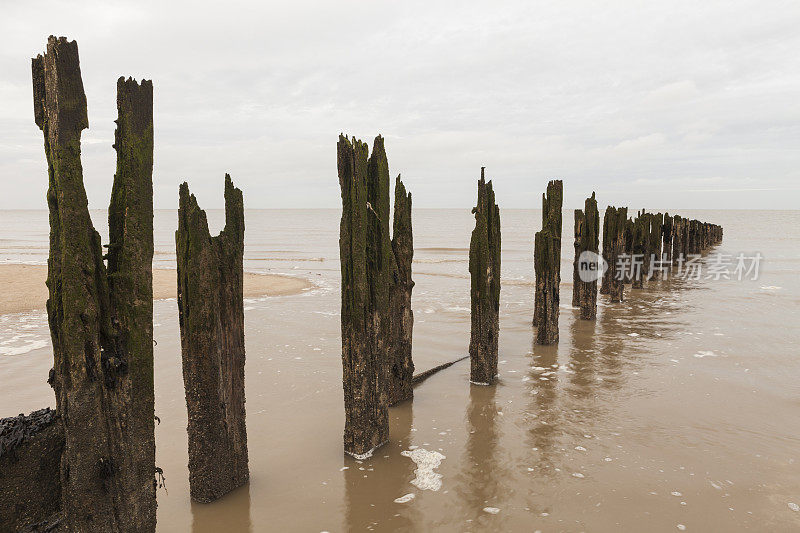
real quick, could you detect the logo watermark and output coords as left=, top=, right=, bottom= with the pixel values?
left=578, top=250, right=608, bottom=282
left=614, top=252, right=763, bottom=281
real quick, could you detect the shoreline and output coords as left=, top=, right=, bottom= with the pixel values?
left=0, top=264, right=313, bottom=316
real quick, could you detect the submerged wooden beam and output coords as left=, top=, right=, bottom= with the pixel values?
left=389, top=175, right=415, bottom=405
left=469, top=168, right=501, bottom=382
left=33, top=36, right=156, bottom=532
left=572, top=192, right=599, bottom=320
left=338, top=135, right=389, bottom=457
left=176, top=175, right=249, bottom=502
left=534, top=180, right=562, bottom=344
left=0, top=408, right=64, bottom=531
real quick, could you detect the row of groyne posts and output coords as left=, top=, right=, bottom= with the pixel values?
left=336, top=139, right=723, bottom=460
left=0, top=36, right=723, bottom=533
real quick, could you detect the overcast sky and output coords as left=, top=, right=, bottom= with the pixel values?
left=2, top=0, right=799, bottom=210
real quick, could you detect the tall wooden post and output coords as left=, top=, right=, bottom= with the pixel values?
left=572, top=192, right=599, bottom=320
left=469, top=168, right=501, bottom=383
left=631, top=211, right=647, bottom=289
left=176, top=175, right=249, bottom=502
left=662, top=212, right=673, bottom=264
left=389, top=176, right=415, bottom=404
left=534, top=180, right=562, bottom=344
left=572, top=209, right=585, bottom=309
left=648, top=212, right=664, bottom=280
left=32, top=36, right=156, bottom=531
left=603, top=206, right=628, bottom=302
left=338, top=135, right=390, bottom=457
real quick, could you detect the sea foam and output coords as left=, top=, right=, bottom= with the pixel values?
left=401, top=448, right=446, bottom=491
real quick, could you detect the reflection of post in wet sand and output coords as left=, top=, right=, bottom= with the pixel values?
left=454, top=385, right=507, bottom=527
left=527, top=341, right=560, bottom=472
left=343, top=402, right=417, bottom=532
left=191, top=483, right=252, bottom=533
left=567, top=317, right=597, bottom=399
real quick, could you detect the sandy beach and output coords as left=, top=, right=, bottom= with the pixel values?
left=0, top=264, right=312, bottom=315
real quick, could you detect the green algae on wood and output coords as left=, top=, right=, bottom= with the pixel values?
left=176, top=176, right=249, bottom=503
left=32, top=36, right=156, bottom=532
left=534, top=180, right=562, bottom=344
left=469, top=168, right=501, bottom=383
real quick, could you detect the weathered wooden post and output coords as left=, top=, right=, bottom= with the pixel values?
left=671, top=215, right=684, bottom=265
left=648, top=212, right=664, bottom=280
left=176, top=175, right=249, bottom=502
left=338, top=135, right=390, bottom=457
left=631, top=210, right=649, bottom=289
left=389, top=175, right=415, bottom=404
left=0, top=409, right=64, bottom=530
left=33, top=36, right=156, bottom=532
left=572, top=209, right=585, bottom=308
left=572, top=192, right=599, bottom=320
left=662, top=212, right=673, bottom=264
left=620, top=217, right=635, bottom=285
left=534, top=180, right=562, bottom=344
left=603, top=206, right=628, bottom=302
left=469, top=168, right=501, bottom=382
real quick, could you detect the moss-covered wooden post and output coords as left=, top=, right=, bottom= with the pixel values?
left=33, top=36, right=156, bottom=532
left=631, top=211, right=647, bottom=289
left=0, top=409, right=64, bottom=530
left=338, top=135, right=389, bottom=457
left=572, top=209, right=585, bottom=308
left=622, top=216, right=634, bottom=284
left=662, top=212, right=673, bottom=264
left=534, top=180, right=562, bottom=344
left=469, top=168, right=501, bottom=383
left=176, top=175, right=249, bottom=502
left=389, top=175, right=414, bottom=404
left=108, top=75, right=157, bottom=529
left=671, top=215, right=684, bottom=265
left=572, top=192, right=599, bottom=319
left=647, top=212, right=664, bottom=280
left=603, top=206, right=628, bottom=302
left=600, top=209, right=612, bottom=295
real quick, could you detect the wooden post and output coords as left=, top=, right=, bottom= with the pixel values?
left=648, top=212, right=664, bottom=280
left=603, top=206, right=628, bottom=302
left=622, top=216, right=634, bottom=284
left=469, top=168, right=501, bottom=382
left=0, top=408, right=64, bottom=530
left=33, top=36, right=156, bottom=531
left=572, top=192, right=599, bottom=319
left=388, top=175, right=415, bottom=404
left=534, top=180, right=562, bottom=344
left=572, top=209, right=585, bottom=309
left=176, top=175, right=249, bottom=502
left=671, top=215, right=684, bottom=265
left=337, top=135, right=389, bottom=457
left=600, top=207, right=613, bottom=295
left=631, top=211, right=647, bottom=289
left=662, top=212, right=673, bottom=264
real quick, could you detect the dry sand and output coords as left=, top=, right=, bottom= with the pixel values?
left=0, top=264, right=312, bottom=315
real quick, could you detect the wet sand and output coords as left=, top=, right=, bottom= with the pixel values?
left=0, top=264, right=312, bottom=314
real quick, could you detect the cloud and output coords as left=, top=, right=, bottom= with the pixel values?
left=1, top=0, right=799, bottom=210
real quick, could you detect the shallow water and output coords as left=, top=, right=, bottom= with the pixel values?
left=1, top=208, right=799, bottom=532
